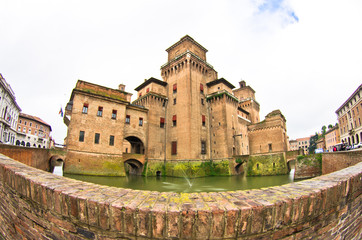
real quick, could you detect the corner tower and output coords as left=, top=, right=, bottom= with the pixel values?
left=161, top=35, right=217, bottom=160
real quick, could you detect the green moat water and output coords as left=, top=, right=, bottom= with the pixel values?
left=64, top=170, right=296, bottom=193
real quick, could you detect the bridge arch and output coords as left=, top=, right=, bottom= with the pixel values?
left=124, top=159, right=143, bottom=175
left=49, top=155, right=64, bottom=173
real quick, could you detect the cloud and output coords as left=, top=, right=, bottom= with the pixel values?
left=256, top=0, right=299, bottom=25
left=0, top=0, right=361, bottom=143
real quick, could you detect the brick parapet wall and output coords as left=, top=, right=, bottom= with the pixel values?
left=322, top=149, right=362, bottom=175
left=0, top=144, right=51, bottom=171
left=0, top=154, right=361, bottom=239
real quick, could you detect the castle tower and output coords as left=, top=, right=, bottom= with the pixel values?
left=160, top=35, right=217, bottom=159
left=233, top=80, right=260, bottom=124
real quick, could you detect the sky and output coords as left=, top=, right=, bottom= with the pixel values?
left=0, top=0, right=361, bottom=144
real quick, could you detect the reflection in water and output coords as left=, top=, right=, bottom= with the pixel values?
left=65, top=169, right=298, bottom=193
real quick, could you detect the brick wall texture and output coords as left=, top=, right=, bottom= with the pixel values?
left=0, top=154, right=361, bottom=239
left=322, top=150, right=362, bottom=175
left=0, top=144, right=50, bottom=171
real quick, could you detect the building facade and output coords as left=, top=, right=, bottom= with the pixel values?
left=335, top=84, right=362, bottom=146
left=325, top=126, right=340, bottom=152
left=289, top=137, right=310, bottom=155
left=64, top=35, right=289, bottom=176
left=0, top=74, right=21, bottom=145
left=316, top=137, right=325, bottom=152
left=16, top=113, right=52, bottom=148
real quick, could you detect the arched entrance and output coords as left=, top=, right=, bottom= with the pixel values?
left=124, top=159, right=143, bottom=175
left=235, top=163, right=243, bottom=174
left=124, top=136, right=145, bottom=154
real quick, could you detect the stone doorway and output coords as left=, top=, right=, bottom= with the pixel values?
left=124, top=136, right=145, bottom=154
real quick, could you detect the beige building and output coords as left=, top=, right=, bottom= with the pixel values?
left=335, top=84, right=362, bottom=146
left=16, top=113, right=52, bottom=148
left=316, top=137, right=325, bottom=152
left=64, top=35, right=289, bottom=175
left=289, top=137, right=310, bottom=155
left=325, top=126, right=340, bottom=152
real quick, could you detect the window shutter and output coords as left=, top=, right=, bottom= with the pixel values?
left=172, top=115, right=177, bottom=121
left=200, top=83, right=204, bottom=91
left=160, top=117, right=165, bottom=123
left=202, top=115, right=206, bottom=122
left=173, top=84, right=177, bottom=91
left=172, top=141, right=177, bottom=155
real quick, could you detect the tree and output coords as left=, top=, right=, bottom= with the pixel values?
left=321, top=126, right=327, bottom=136
left=328, top=124, right=333, bottom=129
left=308, top=133, right=319, bottom=154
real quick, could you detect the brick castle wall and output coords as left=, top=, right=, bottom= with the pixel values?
left=294, top=154, right=322, bottom=180
left=0, top=154, right=361, bottom=239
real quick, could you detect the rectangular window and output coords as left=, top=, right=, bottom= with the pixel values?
left=201, top=98, right=204, bottom=105
left=112, top=110, right=117, bottom=119
left=30, top=123, right=32, bottom=127
left=97, top=106, right=103, bottom=117
left=109, top=135, right=114, bottom=146
left=200, top=83, right=204, bottom=93
left=28, top=129, right=32, bottom=134
left=94, top=133, right=100, bottom=144
left=171, top=141, right=177, bottom=155
left=146, top=88, right=149, bottom=93
left=202, top=115, right=206, bottom=126
left=173, top=84, right=177, bottom=93
left=82, top=103, right=88, bottom=114
left=172, top=115, right=177, bottom=127
left=139, top=92, right=142, bottom=97
left=269, top=143, right=272, bottom=152
left=126, top=115, right=130, bottom=124
left=18, top=126, right=21, bottom=131
left=201, top=141, right=206, bottom=154
left=23, top=127, right=26, bottom=133
left=173, top=98, right=176, bottom=105
left=160, top=117, right=165, bottom=128
left=139, top=117, right=143, bottom=126
left=79, top=131, right=85, bottom=142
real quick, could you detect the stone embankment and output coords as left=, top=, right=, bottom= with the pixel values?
left=0, top=154, right=361, bottom=239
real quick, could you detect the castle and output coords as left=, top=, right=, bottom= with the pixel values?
left=64, top=35, right=288, bottom=176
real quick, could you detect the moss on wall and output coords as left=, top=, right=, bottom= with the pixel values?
left=65, top=159, right=126, bottom=176
left=144, top=160, right=231, bottom=178
left=295, top=154, right=322, bottom=179
left=144, top=161, right=165, bottom=176
left=247, top=153, right=288, bottom=176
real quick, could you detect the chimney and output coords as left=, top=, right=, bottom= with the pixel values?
left=239, top=80, right=246, bottom=88
left=119, top=84, right=125, bottom=91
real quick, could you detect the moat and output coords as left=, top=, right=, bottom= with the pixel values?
left=63, top=170, right=296, bottom=193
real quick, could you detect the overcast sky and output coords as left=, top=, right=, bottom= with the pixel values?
left=1, top=0, right=361, bottom=143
